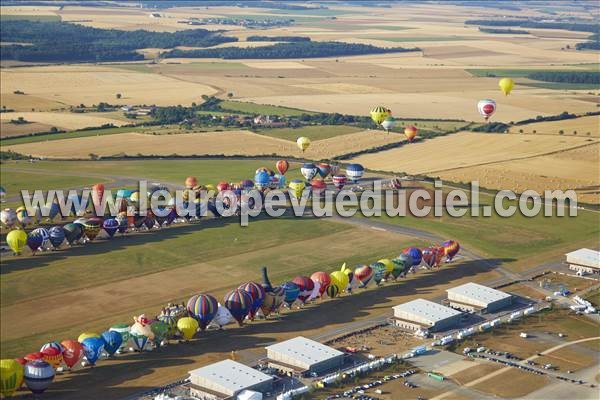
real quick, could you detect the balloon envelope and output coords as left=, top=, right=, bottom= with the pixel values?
left=238, top=282, right=265, bottom=319
left=499, top=77, right=515, bottom=95
left=300, top=163, right=319, bottom=181
left=281, top=282, right=300, bottom=307
left=60, top=340, right=83, bottom=369
left=276, top=160, right=289, bottom=175
left=82, top=337, right=104, bottom=365
left=48, top=226, right=65, bottom=249
left=477, top=99, right=496, bottom=120
left=402, top=247, right=423, bottom=266
left=6, top=229, right=27, bottom=254
left=187, top=294, right=219, bottom=330
left=288, top=179, right=306, bottom=199
left=291, top=276, right=314, bottom=304
left=310, top=271, right=331, bottom=296
left=404, top=126, right=417, bottom=142
left=24, top=360, right=54, bottom=395
left=345, top=164, right=364, bottom=183
left=381, top=116, right=395, bottom=131
left=101, top=331, right=123, bottom=355
left=63, top=222, right=84, bottom=244
left=0, top=359, right=23, bottom=397
left=177, top=317, right=198, bottom=340
left=442, top=240, right=460, bottom=261
left=296, top=136, right=310, bottom=152
left=370, top=106, right=391, bottom=125
left=223, top=290, right=253, bottom=326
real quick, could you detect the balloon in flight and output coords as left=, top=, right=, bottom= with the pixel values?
left=296, top=136, right=310, bottom=152
left=499, top=77, right=514, bottom=95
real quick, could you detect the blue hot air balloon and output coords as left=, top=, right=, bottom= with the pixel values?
left=48, top=202, right=61, bottom=221
left=345, top=164, right=365, bottom=183
left=300, top=163, right=319, bottom=181
left=24, top=360, right=55, bottom=396
left=101, top=330, right=123, bottom=356
left=102, top=218, right=119, bottom=238
left=48, top=226, right=65, bottom=249
left=281, top=281, right=300, bottom=307
left=82, top=337, right=105, bottom=365
left=254, top=171, right=270, bottom=191
left=26, top=231, right=44, bottom=253
left=402, top=247, right=423, bottom=266
left=31, top=227, right=50, bottom=249
left=131, top=334, right=148, bottom=352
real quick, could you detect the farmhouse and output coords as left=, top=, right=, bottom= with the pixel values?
left=565, top=248, right=600, bottom=275
left=392, top=299, right=462, bottom=332
left=265, top=336, right=344, bottom=377
left=446, top=282, right=512, bottom=313
left=188, top=359, right=273, bottom=400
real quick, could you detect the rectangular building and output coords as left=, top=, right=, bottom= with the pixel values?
left=565, top=248, right=600, bottom=275
left=392, top=299, right=462, bottom=332
left=265, top=336, right=344, bottom=376
left=446, top=282, right=512, bottom=313
left=188, top=359, right=273, bottom=400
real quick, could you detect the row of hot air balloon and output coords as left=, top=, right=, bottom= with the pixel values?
left=0, top=238, right=460, bottom=397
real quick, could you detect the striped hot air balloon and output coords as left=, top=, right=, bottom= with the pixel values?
left=238, top=282, right=266, bottom=320
left=316, top=163, right=331, bottom=178
left=354, top=264, right=374, bottom=288
left=370, top=262, right=386, bottom=285
left=332, top=175, right=347, bottom=190
left=442, top=240, right=460, bottom=261
left=370, top=106, right=391, bottom=125
left=402, top=247, right=423, bottom=267
left=24, top=360, right=54, bottom=396
left=291, top=276, right=314, bottom=304
left=40, top=347, right=62, bottom=369
left=187, top=294, right=219, bottom=330
left=326, top=283, right=339, bottom=298
left=300, top=163, right=319, bottom=181
left=345, top=164, right=364, bottom=183
left=223, top=289, right=253, bottom=326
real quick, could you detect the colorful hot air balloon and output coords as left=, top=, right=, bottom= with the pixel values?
left=130, top=333, right=149, bottom=351
left=340, top=263, right=355, bottom=291
left=370, top=262, right=386, bottom=285
left=281, top=282, right=300, bottom=308
left=63, top=222, right=84, bottom=245
left=150, top=321, right=169, bottom=347
left=288, top=179, right=306, bottom=199
left=254, top=170, right=271, bottom=191
left=392, top=254, right=413, bottom=279
left=0, top=208, right=17, bottom=228
left=402, top=247, right=423, bottom=267
left=442, top=240, right=460, bottom=261
left=329, top=270, right=348, bottom=293
left=310, top=272, right=331, bottom=297
left=345, top=164, right=364, bottom=183
left=370, top=106, right=391, bottom=125
left=300, top=163, right=319, bottom=181
left=354, top=265, right=374, bottom=288
left=24, top=353, right=43, bottom=363
left=390, top=177, right=402, bottom=190
left=477, top=99, right=496, bottom=121
left=16, top=208, right=31, bottom=227
left=177, top=317, right=199, bottom=340
left=82, top=218, right=101, bottom=241
left=326, top=283, right=339, bottom=298
left=296, top=136, right=310, bottom=152
left=378, top=259, right=394, bottom=278
left=212, top=304, right=234, bottom=328
left=276, top=160, right=289, bottom=175
left=40, top=347, right=62, bottom=369
left=381, top=116, right=396, bottom=132
left=24, top=360, right=54, bottom=395
left=81, top=337, right=104, bottom=365
left=291, top=276, right=314, bottom=304
left=422, top=246, right=444, bottom=268
left=31, top=227, right=50, bottom=249
left=216, top=182, right=230, bottom=192
left=101, top=331, right=123, bottom=356
left=223, top=289, right=253, bottom=326
left=48, top=226, right=65, bottom=249
left=109, top=324, right=130, bottom=351
left=91, top=183, right=105, bottom=212
left=316, top=163, right=331, bottom=178
left=6, top=229, right=27, bottom=255
left=260, top=287, right=284, bottom=318
left=0, top=359, right=23, bottom=397
left=310, top=179, right=327, bottom=194
left=40, top=342, right=63, bottom=354
left=404, top=126, right=417, bottom=142
left=26, top=230, right=44, bottom=254
left=238, top=282, right=265, bottom=320
left=77, top=332, right=100, bottom=343
left=60, top=340, right=83, bottom=369
left=101, top=218, right=118, bottom=238
left=187, top=294, right=219, bottom=330
left=499, top=77, right=514, bottom=95
left=185, top=176, right=198, bottom=189
left=332, top=175, right=347, bottom=190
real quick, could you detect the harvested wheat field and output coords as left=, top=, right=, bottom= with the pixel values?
left=0, top=121, right=57, bottom=138
left=0, top=112, right=125, bottom=131
left=509, top=115, right=600, bottom=136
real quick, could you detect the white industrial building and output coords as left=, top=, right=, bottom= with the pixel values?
left=446, top=282, right=512, bottom=313
left=188, top=359, right=273, bottom=400
left=392, top=298, right=462, bottom=332
left=265, top=336, right=344, bottom=376
left=565, top=248, right=600, bottom=275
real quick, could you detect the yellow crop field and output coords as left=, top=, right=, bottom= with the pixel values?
left=509, top=115, right=600, bottom=136
left=0, top=111, right=126, bottom=131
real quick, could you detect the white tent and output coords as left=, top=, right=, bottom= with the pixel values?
left=237, top=390, right=263, bottom=400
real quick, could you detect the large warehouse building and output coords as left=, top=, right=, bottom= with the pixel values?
left=392, top=298, right=462, bottom=332
left=188, top=359, right=273, bottom=400
left=446, top=282, right=512, bottom=313
left=265, top=336, right=344, bottom=376
left=565, top=248, right=600, bottom=275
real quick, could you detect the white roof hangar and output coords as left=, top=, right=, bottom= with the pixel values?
left=566, top=249, right=600, bottom=269
left=265, top=336, right=344, bottom=375
left=447, top=282, right=512, bottom=308
left=393, top=299, right=462, bottom=326
left=188, top=359, right=273, bottom=398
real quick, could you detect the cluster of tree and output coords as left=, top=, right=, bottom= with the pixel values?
left=528, top=71, right=599, bottom=84
left=514, top=111, right=577, bottom=126
left=465, top=19, right=598, bottom=33
left=0, top=20, right=236, bottom=62
left=478, top=27, right=529, bottom=34
left=163, top=41, right=418, bottom=59
left=246, top=36, right=311, bottom=42
left=153, top=106, right=196, bottom=124
left=471, top=122, right=510, bottom=133
left=0, top=150, right=30, bottom=160
left=576, top=33, right=600, bottom=50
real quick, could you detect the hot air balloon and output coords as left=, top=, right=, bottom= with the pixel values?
left=260, top=287, right=284, bottom=318
left=378, top=258, right=394, bottom=278
left=131, top=333, right=149, bottom=351
left=340, top=263, right=356, bottom=291
left=48, top=201, right=60, bottom=222
left=212, top=304, right=234, bottom=328
left=82, top=218, right=101, bottom=241
left=370, top=106, right=391, bottom=125
left=310, top=178, right=327, bottom=195
left=354, top=265, right=374, bottom=288
left=91, top=183, right=105, bottom=212
left=24, top=353, right=43, bottom=363
left=291, top=276, right=314, bottom=304
left=24, top=360, right=54, bottom=396
left=332, top=175, right=347, bottom=190
left=442, top=240, right=460, bottom=261
left=33, top=227, right=50, bottom=249
left=390, top=177, right=402, bottom=190
left=0, top=359, right=23, bottom=397
left=254, top=171, right=271, bottom=191
left=177, top=317, right=198, bottom=340
left=381, top=117, right=396, bottom=132
left=300, top=163, right=319, bottom=181
left=1, top=208, right=17, bottom=228
left=187, top=294, right=219, bottom=330
left=16, top=208, right=31, bottom=227
left=48, top=226, right=65, bottom=249
left=109, top=324, right=130, bottom=351
left=296, top=136, right=310, bottom=152
left=402, top=247, right=423, bottom=267
left=477, top=99, right=496, bottom=121
left=370, top=262, right=386, bottom=285
left=276, top=160, right=289, bottom=175
left=329, top=270, right=349, bottom=293
left=281, top=282, right=300, bottom=308
left=391, top=254, right=412, bottom=279
left=6, top=229, right=27, bottom=255
left=238, top=282, right=265, bottom=320
left=239, top=179, right=254, bottom=191
left=325, top=283, right=339, bottom=298
left=310, top=272, right=331, bottom=297
left=63, top=222, right=84, bottom=245
left=499, top=77, right=514, bottom=95
left=216, top=182, right=230, bottom=192
left=40, top=347, right=62, bottom=369
left=26, top=230, right=44, bottom=254
left=81, top=337, right=104, bottom=365
left=185, top=176, right=198, bottom=189
left=150, top=321, right=169, bottom=347
left=223, top=289, right=253, bottom=326
left=101, top=331, right=122, bottom=356
left=288, top=179, right=306, bottom=199
left=404, top=126, right=417, bottom=143
left=40, top=342, right=63, bottom=354
left=77, top=332, right=99, bottom=343
left=60, top=340, right=83, bottom=369
left=345, top=164, right=364, bottom=183
left=422, top=246, right=444, bottom=268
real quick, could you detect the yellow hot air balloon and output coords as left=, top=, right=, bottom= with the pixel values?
left=499, top=78, right=515, bottom=96
left=205, top=184, right=217, bottom=197
left=378, top=258, right=394, bottom=275
left=77, top=332, right=100, bottom=343
left=296, top=137, right=310, bottom=152
left=0, top=359, right=23, bottom=397
left=177, top=317, right=198, bottom=340
left=6, top=229, right=27, bottom=255
left=329, top=270, right=349, bottom=293
left=370, top=106, right=391, bottom=125
left=288, top=180, right=306, bottom=199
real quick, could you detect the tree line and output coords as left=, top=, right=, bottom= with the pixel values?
left=465, top=19, right=598, bottom=33
left=247, top=36, right=311, bottom=42
left=163, top=41, right=419, bottom=59
left=528, top=71, right=599, bottom=84
left=576, top=33, right=599, bottom=50
left=478, top=28, right=529, bottom=34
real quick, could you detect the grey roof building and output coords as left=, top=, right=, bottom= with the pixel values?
left=446, top=282, right=512, bottom=313
left=265, top=336, right=344, bottom=376
left=565, top=248, right=600, bottom=275
left=188, top=359, right=273, bottom=400
left=392, top=298, right=462, bottom=332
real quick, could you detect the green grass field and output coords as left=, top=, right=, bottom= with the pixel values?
left=220, top=100, right=317, bottom=116
left=0, top=14, right=61, bottom=22
left=254, top=125, right=362, bottom=141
